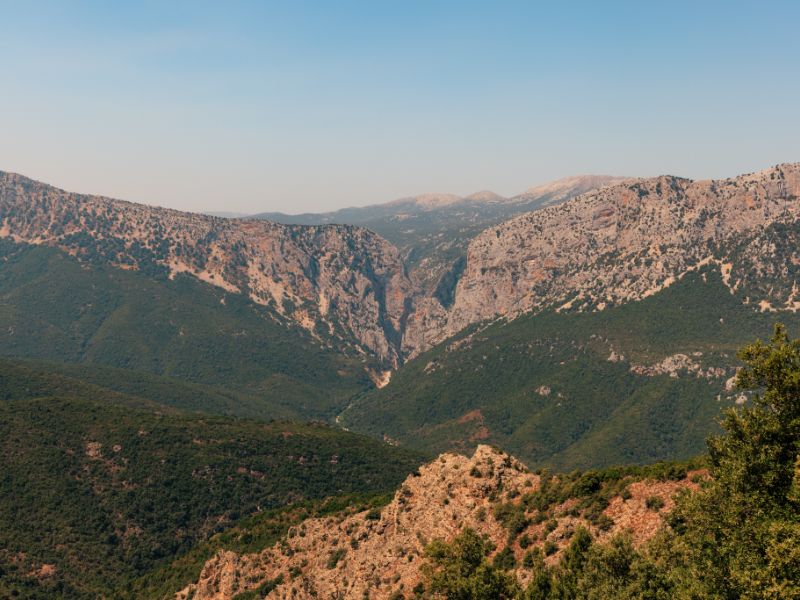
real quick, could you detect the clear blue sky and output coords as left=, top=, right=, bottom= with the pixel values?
left=1, top=1, right=798, bottom=213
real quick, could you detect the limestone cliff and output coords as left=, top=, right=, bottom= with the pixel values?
left=402, top=164, right=800, bottom=354
left=0, top=172, right=413, bottom=364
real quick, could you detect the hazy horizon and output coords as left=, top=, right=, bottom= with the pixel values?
left=1, top=1, right=798, bottom=214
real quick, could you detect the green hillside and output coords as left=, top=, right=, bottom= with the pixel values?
left=0, top=357, right=301, bottom=419
left=342, top=267, right=800, bottom=469
left=0, top=364, right=425, bottom=598
left=0, top=239, right=374, bottom=420
left=413, top=326, right=800, bottom=599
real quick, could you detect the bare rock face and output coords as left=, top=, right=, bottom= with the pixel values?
left=0, top=172, right=413, bottom=364
left=402, top=164, right=800, bottom=354
left=255, top=176, right=628, bottom=304
left=180, top=445, right=529, bottom=600
left=178, top=445, right=700, bottom=600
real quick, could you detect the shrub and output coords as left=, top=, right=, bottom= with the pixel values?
left=595, top=514, right=615, bottom=531
left=422, top=528, right=519, bottom=598
left=645, top=496, right=665, bottom=511
left=326, top=548, right=346, bottom=569
left=493, top=502, right=529, bottom=541
left=571, top=473, right=602, bottom=496
left=544, top=519, right=558, bottom=536
left=522, top=549, right=536, bottom=568
left=492, top=546, right=517, bottom=570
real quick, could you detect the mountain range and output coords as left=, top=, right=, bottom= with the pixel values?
left=2, top=166, right=799, bottom=436
left=5, top=166, right=798, bottom=365
left=2, top=162, right=800, bottom=597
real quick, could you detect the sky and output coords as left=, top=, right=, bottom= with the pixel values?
left=1, top=1, right=798, bottom=214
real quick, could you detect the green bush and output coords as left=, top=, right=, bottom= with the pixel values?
left=422, top=528, right=519, bottom=599
left=492, top=547, right=517, bottom=571
left=326, top=549, right=347, bottom=569
left=493, top=503, right=529, bottom=541
left=645, top=496, right=665, bottom=511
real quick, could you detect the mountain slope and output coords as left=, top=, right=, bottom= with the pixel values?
left=0, top=365, right=425, bottom=599
left=343, top=267, right=800, bottom=469
left=181, top=445, right=701, bottom=600
left=0, top=171, right=412, bottom=364
left=0, top=356, right=328, bottom=420
left=404, top=164, right=800, bottom=353
left=0, top=240, right=372, bottom=420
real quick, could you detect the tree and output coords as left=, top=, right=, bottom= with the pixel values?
left=522, top=548, right=552, bottom=600
left=662, top=324, right=800, bottom=599
left=423, top=528, right=520, bottom=599
left=712, top=323, right=800, bottom=503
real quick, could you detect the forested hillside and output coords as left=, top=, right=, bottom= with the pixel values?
left=344, top=268, right=800, bottom=469
left=0, top=364, right=425, bottom=598
left=0, top=239, right=375, bottom=420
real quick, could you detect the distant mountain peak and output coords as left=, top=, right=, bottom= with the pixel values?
left=463, top=189, right=506, bottom=202
left=516, top=174, right=629, bottom=203
left=386, top=192, right=463, bottom=210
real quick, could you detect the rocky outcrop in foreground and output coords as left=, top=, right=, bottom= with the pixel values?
left=179, top=445, right=700, bottom=599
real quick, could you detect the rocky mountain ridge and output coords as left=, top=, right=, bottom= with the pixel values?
left=179, top=445, right=700, bottom=599
left=0, top=171, right=625, bottom=365
left=2, top=165, right=799, bottom=365
left=0, top=171, right=412, bottom=364
left=402, top=164, right=800, bottom=354
left=253, top=175, right=626, bottom=225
